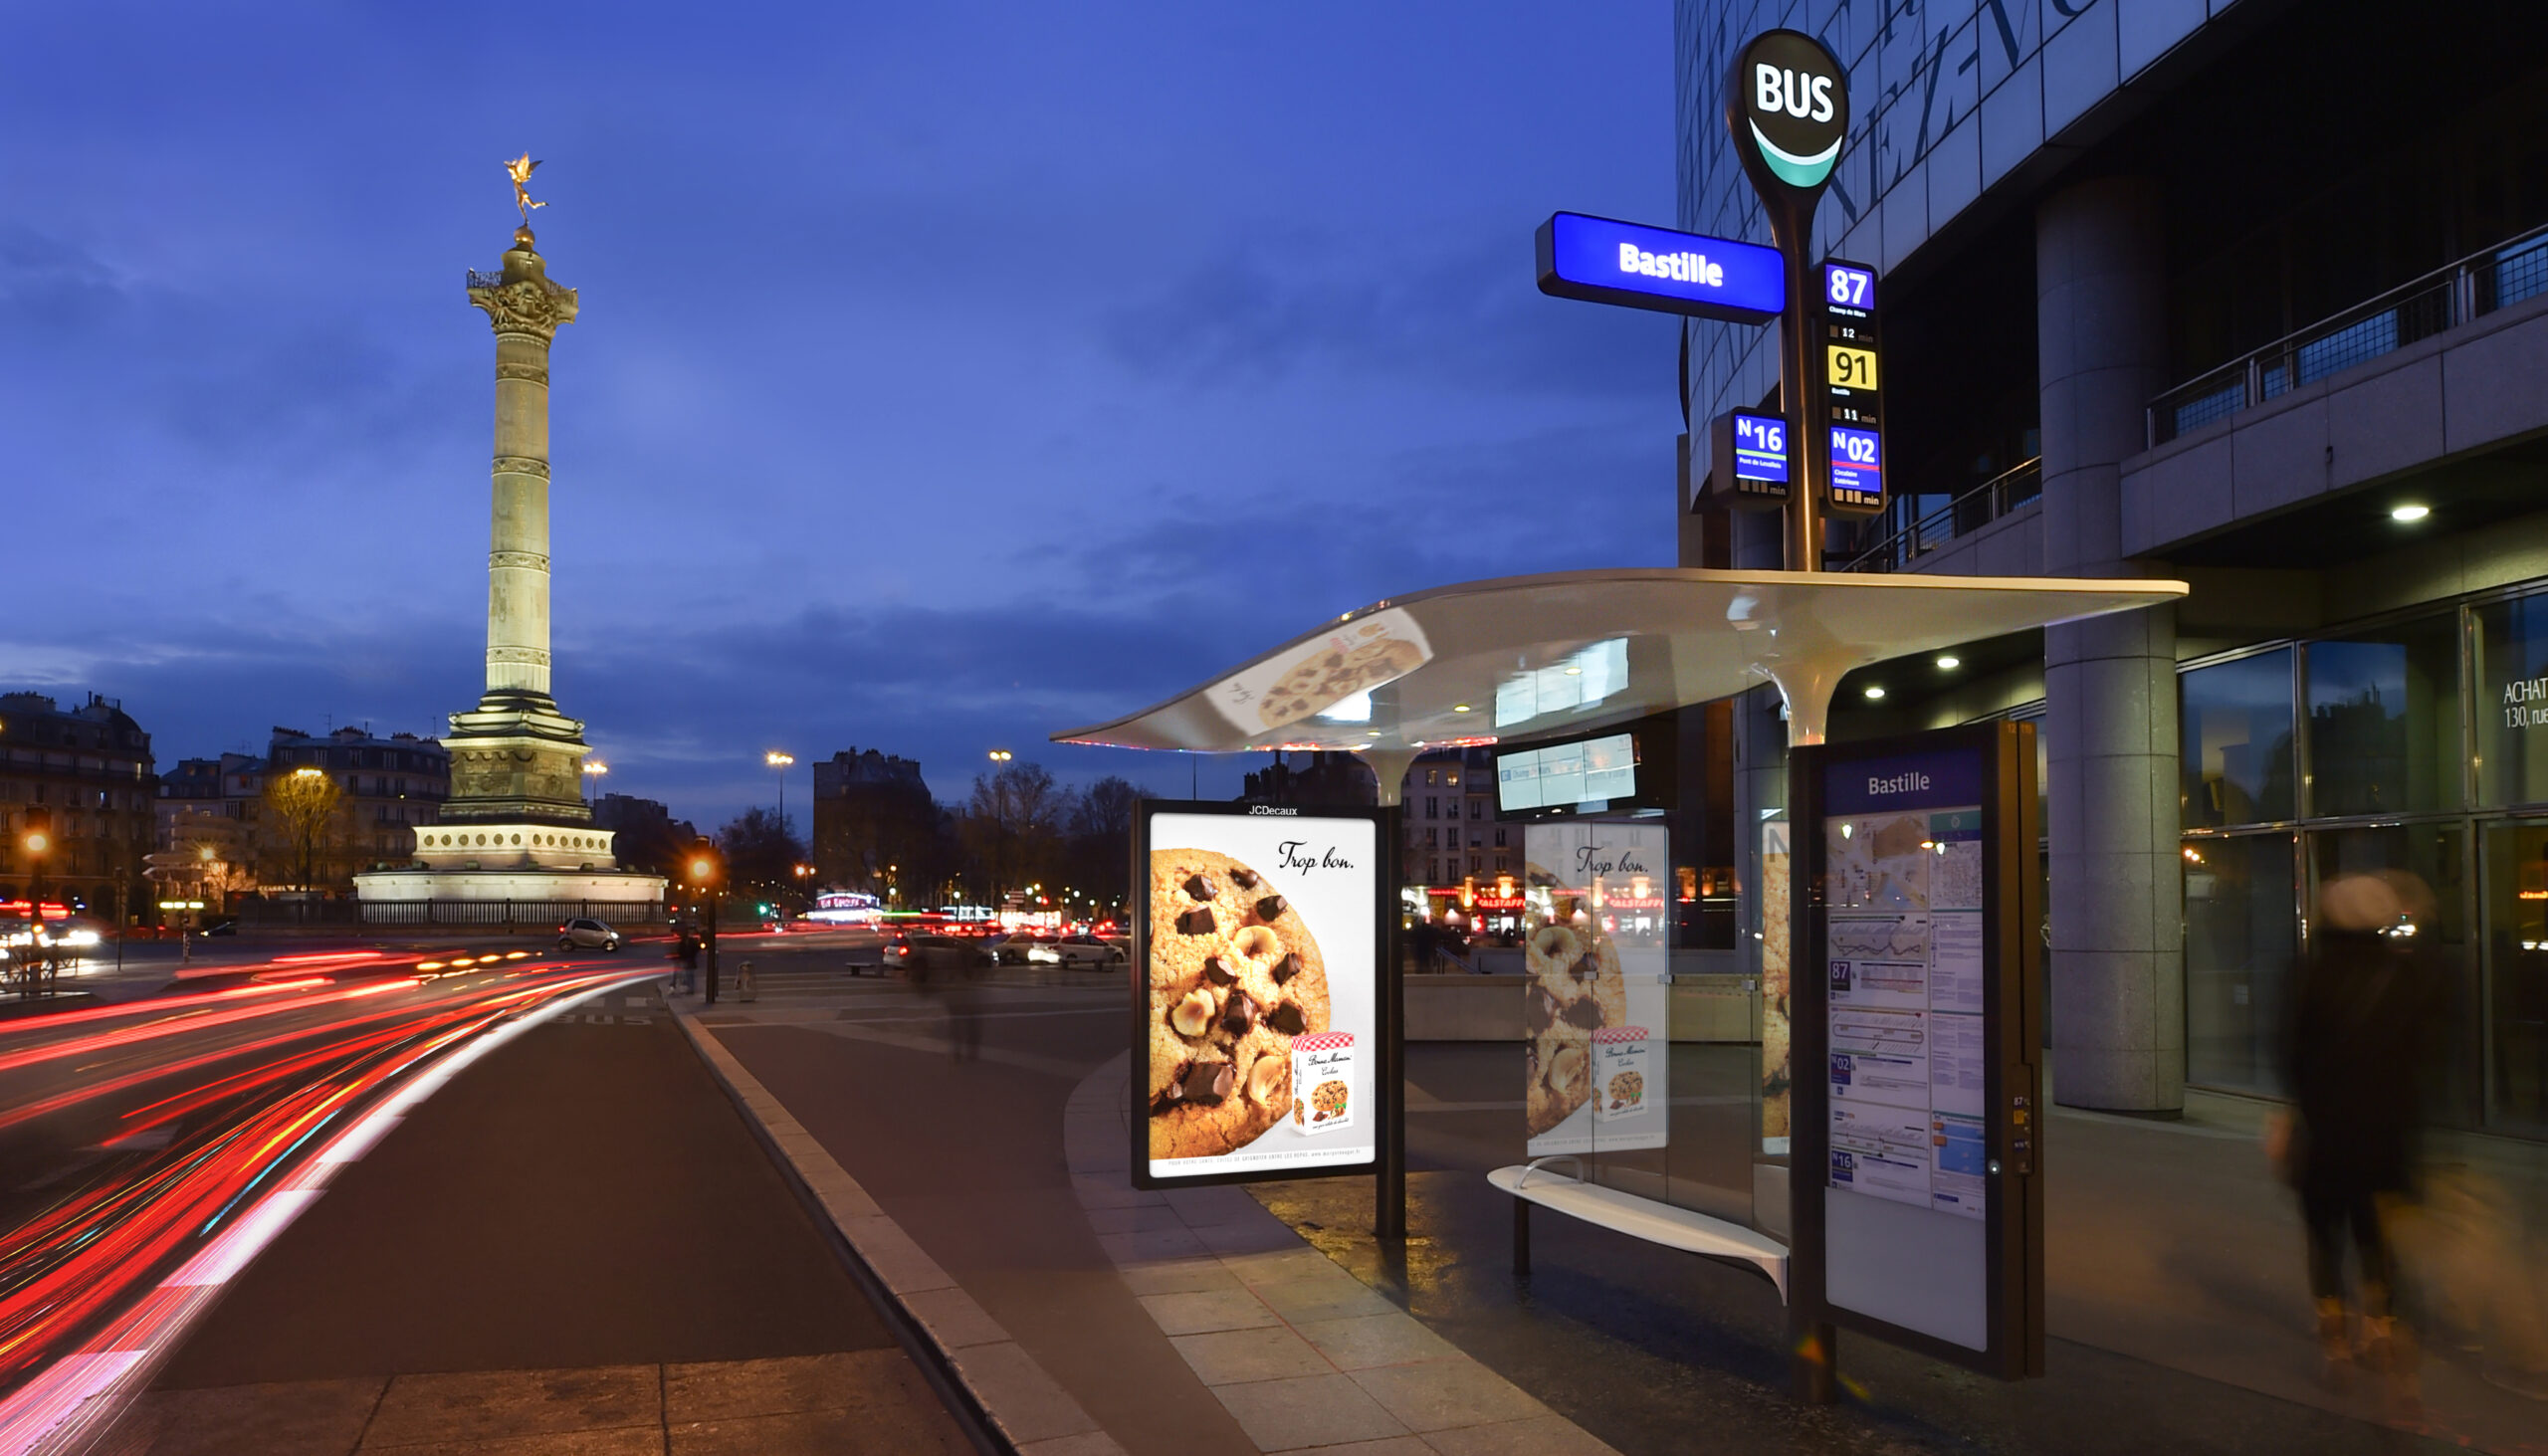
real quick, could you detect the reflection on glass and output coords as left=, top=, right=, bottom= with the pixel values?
left=2184, top=834, right=2296, bottom=1094
left=2309, top=823, right=2473, bottom=1128
left=2474, top=594, right=2548, bottom=807
left=1493, top=639, right=1628, bottom=728
left=2304, top=616, right=2461, bottom=816
left=2480, top=823, right=2548, bottom=1135
left=2182, top=650, right=2295, bottom=829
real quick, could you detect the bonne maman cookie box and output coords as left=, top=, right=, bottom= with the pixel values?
left=1291, top=1032, right=1356, bottom=1136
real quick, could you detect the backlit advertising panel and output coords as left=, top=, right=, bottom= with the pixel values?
left=1133, top=801, right=1386, bottom=1188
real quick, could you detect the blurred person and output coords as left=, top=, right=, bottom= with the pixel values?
left=2281, top=871, right=2443, bottom=1403
left=666, top=922, right=701, bottom=996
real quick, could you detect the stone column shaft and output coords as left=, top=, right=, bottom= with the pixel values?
left=2036, top=177, right=2184, bottom=1114
left=489, top=330, right=553, bottom=698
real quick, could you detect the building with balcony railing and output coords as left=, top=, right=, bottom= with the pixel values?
left=1676, top=0, right=2548, bottom=1144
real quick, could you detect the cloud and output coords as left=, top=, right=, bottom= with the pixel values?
left=1102, top=226, right=1674, bottom=399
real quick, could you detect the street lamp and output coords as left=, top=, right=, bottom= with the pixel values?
left=582, top=759, right=608, bottom=807
left=988, top=748, right=1012, bottom=762
left=765, top=750, right=795, bottom=835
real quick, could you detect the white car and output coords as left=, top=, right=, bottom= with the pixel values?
left=557, top=918, right=624, bottom=951
left=1027, top=935, right=1129, bottom=967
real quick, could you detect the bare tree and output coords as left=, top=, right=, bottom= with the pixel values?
left=265, top=767, right=342, bottom=892
left=965, top=761, right=1065, bottom=903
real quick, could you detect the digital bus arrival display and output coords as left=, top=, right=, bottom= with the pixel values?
left=1829, top=425, right=1883, bottom=507
left=1733, top=412, right=1790, bottom=488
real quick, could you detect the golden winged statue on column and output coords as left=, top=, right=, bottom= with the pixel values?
left=505, top=153, right=545, bottom=223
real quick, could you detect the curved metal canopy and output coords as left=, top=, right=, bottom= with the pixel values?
left=1053, top=567, right=2186, bottom=754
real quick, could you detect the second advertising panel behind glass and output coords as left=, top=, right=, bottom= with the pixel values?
left=1136, top=803, right=1383, bottom=1187
left=1521, top=821, right=1670, bottom=1156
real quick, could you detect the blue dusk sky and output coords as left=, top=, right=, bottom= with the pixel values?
left=0, top=3, right=1679, bottom=827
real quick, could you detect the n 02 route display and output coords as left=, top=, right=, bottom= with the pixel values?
left=1790, top=723, right=2043, bottom=1384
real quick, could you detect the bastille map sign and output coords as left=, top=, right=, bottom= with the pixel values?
left=1535, top=212, right=1785, bottom=324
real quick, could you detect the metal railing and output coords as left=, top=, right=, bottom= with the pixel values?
left=465, top=269, right=508, bottom=291
left=238, top=898, right=668, bottom=929
left=1839, top=458, right=2041, bottom=573
left=2148, top=223, right=2548, bottom=447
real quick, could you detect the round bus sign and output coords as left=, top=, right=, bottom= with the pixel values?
left=1728, top=29, right=1849, bottom=197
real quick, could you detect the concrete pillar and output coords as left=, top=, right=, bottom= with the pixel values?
left=2035, top=178, right=2184, bottom=1114
left=469, top=229, right=577, bottom=706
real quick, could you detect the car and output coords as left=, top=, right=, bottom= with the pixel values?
left=993, top=933, right=1059, bottom=965
left=882, top=933, right=991, bottom=974
left=1027, top=934, right=1129, bottom=968
left=557, top=917, right=623, bottom=951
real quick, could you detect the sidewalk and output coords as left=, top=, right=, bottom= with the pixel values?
left=104, top=981, right=972, bottom=1455
left=673, top=960, right=1620, bottom=1454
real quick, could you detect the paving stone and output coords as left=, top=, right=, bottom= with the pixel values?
left=1017, top=1434, right=1134, bottom=1456
left=1294, top=1314, right=1461, bottom=1371
left=1161, top=1185, right=1263, bottom=1224
left=115, top=1377, right=384, bottom=1456
left=1415, top=1414, right=1623, bottom=1456
left=1138, top=1287, right=1282, bottom=1336
left=901, top=1285, right=1011, bottom=1350
left=839, top=1213, right=956, bottom=1294
left=363, top=1429, right=664, bottom=1455
left=1083, top=1203, right=1189, bottom=1235
left=1097, top=1225, right=1207, bottom=1264
left=663, top=1350, right=918, bottom=1423
left=667, top=1401, right=970, bottom=1455
left=1194, top=1218, right=1311, bottom=1256
left=1291, top=1440, right=1435, bottom=1456
left=1212, top=1372, right=1410, bottom=1451
left=1250, top=1275, right=1400, bottom=1325
left=360, top=1365, right=658, bottom=1447
left=946, top=1341, right=1100, bottom=1446
left=1114, top=1258, right=1243, bottom=1297
left=1349, top=1361, right=1551, bottom=1434
left=1169, top=1326, right=1337, bottom=1385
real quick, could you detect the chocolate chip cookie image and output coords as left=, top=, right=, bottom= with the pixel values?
left=1147, top=849, right=1332, bottom=1159
left=1521, top=920, right=1625, bottom=1138
left=1255, top=637, right=1425, bottom=730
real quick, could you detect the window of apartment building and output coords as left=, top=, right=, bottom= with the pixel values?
left=1496, top=853, right=1510, bottom=872
left=1428, top=858, right=1440, bottom=883
left=1426, top=796, right=1439, bottom=818
left=1425, top=768, right=1438, bottom=785
left=1446, top=771, right=1459, bottom=786
left=1493, top=827, right=1507, bottom=847
left=1425, top=828, right=1437, bottom=848
left=1470, top=798, right=1483, bottom=819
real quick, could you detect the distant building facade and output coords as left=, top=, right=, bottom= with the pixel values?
left=810, top=747, right=933, bottom=893
left=0, top=692, right=156, bottom=916
left=156, top=727, right=449, bottom=896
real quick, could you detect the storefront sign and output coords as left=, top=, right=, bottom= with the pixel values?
left=1521, top=821, right=1671, bottom=1157
left=1133, top=800, right=1387, bottom=1188
left=1792, top=723, right=2043, bottom=1381
left=1535, top=212, right=1785, bottom=324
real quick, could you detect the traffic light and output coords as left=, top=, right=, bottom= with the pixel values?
left=683, top=837, right=728, bottom=892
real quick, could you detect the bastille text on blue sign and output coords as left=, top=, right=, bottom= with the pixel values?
left=1535, top=212, right=1785, bottom=324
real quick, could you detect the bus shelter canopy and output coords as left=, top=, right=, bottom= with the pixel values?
left=1052, top=567, right=2186, bottom=755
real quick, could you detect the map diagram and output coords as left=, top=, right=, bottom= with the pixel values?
left=1830, top=914, right=1930, bottom=960
left=1827, top=813, right=1933, bottom=912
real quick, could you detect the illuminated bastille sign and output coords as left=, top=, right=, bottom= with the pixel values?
left=1535, top=212, right=1785, bottom=324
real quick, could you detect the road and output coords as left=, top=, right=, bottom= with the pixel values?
left=0, top=945, right=656, bottom=1451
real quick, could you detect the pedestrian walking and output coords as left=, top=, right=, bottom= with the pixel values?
left=2279, top=870, right=2443, bottom=1407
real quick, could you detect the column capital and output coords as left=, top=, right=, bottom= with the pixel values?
left=468, top=244, right=578, bottom=340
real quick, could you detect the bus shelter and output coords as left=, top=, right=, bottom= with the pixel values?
left=1054, top=565, right=2184, bottom=1327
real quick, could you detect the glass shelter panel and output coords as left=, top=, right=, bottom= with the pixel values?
left=2182, top=650, right=2295, bottom=830
left=2303, top=616, right=2463, bottom=817
left=2184, top=834, right=2298, bottom=1094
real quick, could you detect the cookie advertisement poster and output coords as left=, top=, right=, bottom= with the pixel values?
left=1201, top=607, right=1432, bottom=735
left=1134, top=801, right=1385, bottom=1187
left=1520, top=821, right=1669, bottom=1157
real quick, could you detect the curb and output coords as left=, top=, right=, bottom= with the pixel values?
left=667, top=998, right=1128, bottom=1456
